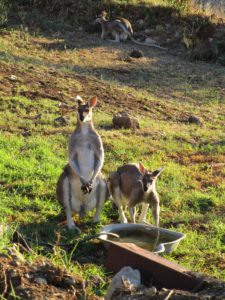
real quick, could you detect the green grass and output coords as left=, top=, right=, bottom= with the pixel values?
left=0, top=21, right=224, bottom=298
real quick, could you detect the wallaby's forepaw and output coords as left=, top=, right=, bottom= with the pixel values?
left=81, top=182, right=92, bottom=194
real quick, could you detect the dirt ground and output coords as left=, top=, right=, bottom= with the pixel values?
left=1, top=248, right=225, bottom=300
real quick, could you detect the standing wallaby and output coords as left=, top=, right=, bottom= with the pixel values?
left=95, top=11, right=166, bottom=49
left=109, top=163, right=163, bottom=226
left=56, top=96, right=108, bottom=232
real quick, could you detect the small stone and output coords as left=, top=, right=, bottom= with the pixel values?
left=145, top=37, right=157, bottom=45
left=63, top=277, right=77, bottom=287
left=54, top=116, right=68, bottom=126
left=188, top=115, right=203, bottom=125
left=34, top=277, right=47, bottom=285
left=8, top=75, right=17, bottom=81
left=145, top=29, right=154, bottom=34
left=144, top=286, right=157, bottom=296
left=129, top=50, right=144, bottom=58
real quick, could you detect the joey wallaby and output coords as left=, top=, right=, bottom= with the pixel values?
left=95, top=11, right=166, bottom=49
left=109, top=163, right=163, bottom=226
left=56, top=96, right=108, bottom=232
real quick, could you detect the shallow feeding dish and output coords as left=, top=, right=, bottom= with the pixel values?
left=99, top=223, right=185, bottom=254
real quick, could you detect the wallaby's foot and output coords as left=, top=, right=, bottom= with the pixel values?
left=93, top=214, right=101, bottom=223
left=68, top=223, right=81, bottom=234
left=120, top=217, right=128, bottom=223
left=107, top=39, right=120, bottom=43
left=138, top=217, right=147, bottom=223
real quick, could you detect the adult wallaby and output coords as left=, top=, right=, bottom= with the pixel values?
left=95, top=12, right=166, bottom=50
left=56, top=96, right=108, bottom=232
left=109, top=163, right=163, bottom=226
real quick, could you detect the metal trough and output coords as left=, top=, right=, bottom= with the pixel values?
left=99, top=223, right=186, bottom=254
left=99, top=223, right=203, bottom=292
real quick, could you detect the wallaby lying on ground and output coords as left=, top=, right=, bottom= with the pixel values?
left=95, top=11, right=166, bottom=49
left=109, top=163, right=163, bottom=226
left=56, top=96, right=108, bottom=232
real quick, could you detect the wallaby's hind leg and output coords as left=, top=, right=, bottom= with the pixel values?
left=150, top=191, right=160, bottom=227
left=129, top=206, right=136, bottom=223
left=108, top=32, right=120, bottom=43
left=114, top=187, right=127, bottom=223
left=63, top=177, right=81, bottom=233
left=93, top=179, right=107, bottom=223
left=138, top=203, right=149, bottom=223
left=120, top=32, right=128, bottom=41
left=128, top=182, right=143, bottom=223
left=109, top=172, right=127, bottom=223
left=151, top=201, right=160, bottom=227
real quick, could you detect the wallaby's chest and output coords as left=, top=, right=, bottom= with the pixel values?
left=76, top=137, right=95, bottom=179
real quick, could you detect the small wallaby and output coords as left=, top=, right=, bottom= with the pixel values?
left=109, top=163, right=163, bottom=226
left=95, top=12, right=166, bottom=50
left=56, top=96, right=108, bottom=232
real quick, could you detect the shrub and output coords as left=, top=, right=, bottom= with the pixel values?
left=0, top=0, right=9, bottom=26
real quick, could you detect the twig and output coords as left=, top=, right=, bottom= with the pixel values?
left=164, top=289, right=174, bottom=300
left=2, top=267, right=8, bottom=297
left=14, top=231, right=119, bottom=248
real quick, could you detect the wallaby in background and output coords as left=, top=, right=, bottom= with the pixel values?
left=56, top=96, right=108, bottom=232
left=95, top=11, right=166, bottom=49
left=109, top=163, right=163, bottom=226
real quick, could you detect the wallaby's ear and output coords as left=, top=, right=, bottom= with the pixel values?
left=139, top=162, right=146, bottom=175
left=76, top=95, right=83, bottom=106
left=151, top=167, right=164, bottom=179
left=89, top=96, right=97, bottom=108
left=101, top=10, right=107, bottom=17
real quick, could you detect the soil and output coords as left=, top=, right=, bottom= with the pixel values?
left=0, top=254, right=85, bottom=300
left=1, top=247, right=225, bottom=299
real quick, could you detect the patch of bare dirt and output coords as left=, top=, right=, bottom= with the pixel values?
left=0, top=254, right=87, bottom=300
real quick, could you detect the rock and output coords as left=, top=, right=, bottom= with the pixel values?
left=54, top=116, right=68, bottom=126
left=144, top=286, right=157, bottom=296
left=34, top=277, right=47, bottom=285
left=145, top=37, right=157, bottom=45
left=144, top=28, right=154, bottom=34
left=112, top=111, right=140, bottom=129
left=8, top=75, right=17, bottom=81
left=188, top=115, right=203, bottom=125
left=129, top=50, right=144, bottom=59
left=63, top=277, right=77, bottom=287
left=105, top=266, right=141, bottom=300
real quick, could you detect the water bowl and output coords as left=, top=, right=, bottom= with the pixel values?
left=99, top=223, right=186, bottom=254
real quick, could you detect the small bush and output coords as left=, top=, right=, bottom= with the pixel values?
left=0, top=0, right=9, bottom=26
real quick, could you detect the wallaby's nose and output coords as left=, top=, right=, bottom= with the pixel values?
left=143, top=185, right=148, bottom=192
left=80, top=115, right=84, bottom=121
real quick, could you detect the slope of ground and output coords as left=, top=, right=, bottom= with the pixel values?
left=0, top=16, right=224, bottom=299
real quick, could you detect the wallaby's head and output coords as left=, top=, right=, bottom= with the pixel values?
left=139, top=162, right=164, bottom=192
left=76, top=96, right=97, bottom=123
left=95, top=11, right=107, bottom=23
left=95, top=16, right=106, bottom=24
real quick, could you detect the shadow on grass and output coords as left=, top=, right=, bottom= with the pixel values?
left=16, top=214, right=107, bottom=264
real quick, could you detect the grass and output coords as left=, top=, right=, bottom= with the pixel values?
left=0, top=11, right=224, bottom=297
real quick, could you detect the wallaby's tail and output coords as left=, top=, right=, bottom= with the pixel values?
left=130, top=36, right=167, bottom=50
